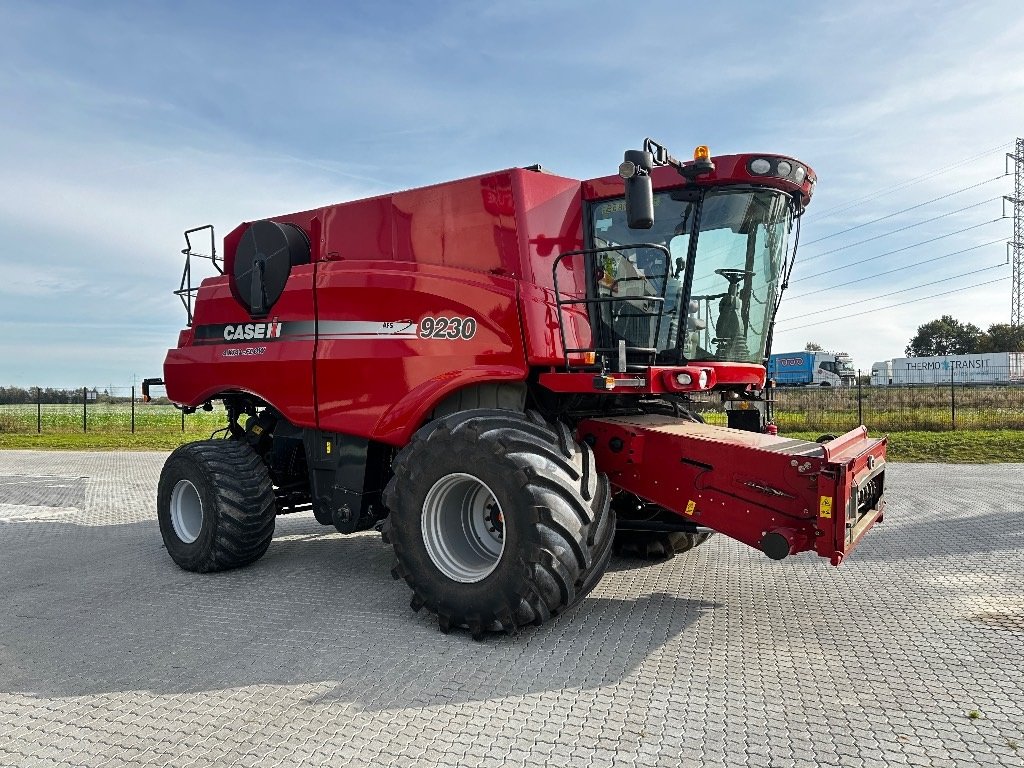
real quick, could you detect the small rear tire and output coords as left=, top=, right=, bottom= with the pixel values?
left=157, top=439, right=277, bottom=572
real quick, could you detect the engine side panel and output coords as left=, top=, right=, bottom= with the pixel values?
left=163, top=266, right=318, bottom=427
left=313, top=261, right=528, bottom=445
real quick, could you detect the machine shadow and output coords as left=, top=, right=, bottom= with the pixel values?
left=0, top=514, right=718, bottom=708
left=847, top=507, right=1021, bottom=561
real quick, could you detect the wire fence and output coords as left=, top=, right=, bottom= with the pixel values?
left=0, top=387, right=224, bottom=435
left=1, top=374, right=1022, bottom=436
left=686, top=367, right=1024, bottom=433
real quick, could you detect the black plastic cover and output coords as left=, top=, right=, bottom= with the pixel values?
left=232, top=220, right=310, bottom=317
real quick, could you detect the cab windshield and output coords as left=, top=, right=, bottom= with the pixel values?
left=589, top=187, right=794, bottom=365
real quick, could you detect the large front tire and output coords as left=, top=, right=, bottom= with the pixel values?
left=157, top=440, right=277, bottom=572
left=383, top=410, right=611, bottom=638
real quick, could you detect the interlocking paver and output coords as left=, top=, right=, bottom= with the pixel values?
left=0, top=454, right=1022, bottom=767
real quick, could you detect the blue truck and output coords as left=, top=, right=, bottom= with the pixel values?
left=767, top=351, right=855, bottom=387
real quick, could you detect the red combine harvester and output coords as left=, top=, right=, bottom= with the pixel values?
left=147, top=139, right=886, bottom=638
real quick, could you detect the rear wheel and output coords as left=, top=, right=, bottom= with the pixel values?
left=613, top=530, right=713, bottom=560
left=383, top=410, right=612, bottom=638
left=157, top=440, right=277, bottom=572
left=612, top=494, right=715, bottom=561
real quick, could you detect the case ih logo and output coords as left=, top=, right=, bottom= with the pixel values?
left=223, top=320, right=283, bottom=342
left=480, top=174, right=515, bottom=216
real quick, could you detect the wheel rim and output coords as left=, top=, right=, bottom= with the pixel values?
left=421, top=473, right=505, bottom=583
left=170, top=479, right=204, bottom=544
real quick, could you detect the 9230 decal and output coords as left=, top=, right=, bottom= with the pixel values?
left=419, top=316, right=477, bottom=340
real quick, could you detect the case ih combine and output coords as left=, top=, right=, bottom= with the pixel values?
left=148, top=139, right=886, bottom=638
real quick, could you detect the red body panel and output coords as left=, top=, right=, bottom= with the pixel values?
left=313, top=261, right=527, bottom=444
left=165, top=267, right=318, bottom=427
left=583, top=153, right=816, bottom=205
left=165, top=154, right=816, bottom=444
left=538, top=362, right=767, bottom=394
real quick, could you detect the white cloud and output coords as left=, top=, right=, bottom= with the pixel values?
left=1, top=0, right=1022, bottom=385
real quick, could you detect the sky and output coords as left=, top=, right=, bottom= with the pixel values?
left=1, top=0, right=1022, bottom=387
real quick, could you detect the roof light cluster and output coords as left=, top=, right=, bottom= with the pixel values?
left=748, top=157, right=808, bottom=185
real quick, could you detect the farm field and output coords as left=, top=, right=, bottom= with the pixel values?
left=1, top=412, right=1022, bottom=463
left=5, top=385, right=1024, bottom=436
left=688, top=383, right=1024, bottom=432
left=0, top=402, right=224, bottom=436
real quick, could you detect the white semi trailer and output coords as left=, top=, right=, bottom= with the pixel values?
left=881, top=352, right=1024, bottom=385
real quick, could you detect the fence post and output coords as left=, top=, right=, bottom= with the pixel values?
left=950, top=367, right=956, bottom=430
left=82, top=386, right=87, bottom=432
left=36, top=387, right=41, bottom=433
left=857, top=369, right=863, bottom=427
left=131, top=386, right=136, bottom=434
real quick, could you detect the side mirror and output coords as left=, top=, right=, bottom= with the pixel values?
left=619, top=150, right=655, bottom=229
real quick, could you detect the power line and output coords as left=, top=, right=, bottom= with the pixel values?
left=778, top=276, right=1009, bottom=332
left=812, top=142, right=1012, bottom=218
left=802, top=173, right=1007, bottom=247
left=787, top=238, right=1005, bottom=300
left=778, top=263, right=1008, bottom=323
left=792, top=218, right=1004, bottom=283
left=799, top=196, right=1002, bottom=263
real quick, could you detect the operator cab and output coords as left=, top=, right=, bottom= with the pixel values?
left=576, top=139, right=815, bottom=377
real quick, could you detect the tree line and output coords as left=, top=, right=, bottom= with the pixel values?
left=904, top=317, right=1024, bottom=357
left=0, top=387, right=109, bottom=405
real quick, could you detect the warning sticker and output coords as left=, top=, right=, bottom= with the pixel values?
left=684, top=499, right=696, bottom=516
left=819, top=495, right=833, bottom=519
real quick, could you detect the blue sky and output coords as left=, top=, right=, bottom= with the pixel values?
left=1, top=0, right=1022, bottom=387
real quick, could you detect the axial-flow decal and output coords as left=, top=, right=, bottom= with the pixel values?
left=192, top=318, right=478, bottom=344
left=318, top=321, right=418, bottom=339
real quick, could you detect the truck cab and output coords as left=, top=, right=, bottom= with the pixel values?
left=871, top=361, right=893, bottom=386
left=768, top=351, right=852, bottom=386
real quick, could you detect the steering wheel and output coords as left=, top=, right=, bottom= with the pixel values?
left=714, top=268, right=755, bottom=287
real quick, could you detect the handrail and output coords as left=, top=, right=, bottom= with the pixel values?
left=173, top=225, right=220, bottom=326
left=551, top=243, right=671, bottom=371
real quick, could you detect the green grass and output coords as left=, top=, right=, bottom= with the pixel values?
left=0, top=432, right=205, bottom=450
left=2, top=422, right=1023, bottom=463
left=0, top=403, right=224, bottom=434
left=786, top=430, right=1024, bottom=463
left=687, top=384, right=1024, bottom=432
left=0, top=403, right=223, bottom=450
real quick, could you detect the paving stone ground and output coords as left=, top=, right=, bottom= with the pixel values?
left=0, top=451, right=1021, bottom=768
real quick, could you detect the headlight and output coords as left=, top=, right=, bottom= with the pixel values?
left=776, top=160, right=793, bottom=178
left=749, top=158, right=771, bottom=175
left=793, top=165, right=806, bottom=184
left=698, top=370, right=709, bottom=388
left=675, top=373, right=692, bottom=385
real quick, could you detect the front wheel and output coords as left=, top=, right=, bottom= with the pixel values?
left=383, top=410, right=612, bottom=638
